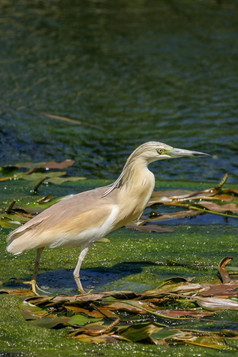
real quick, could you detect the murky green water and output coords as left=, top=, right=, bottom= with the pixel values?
left=1, top=1, right=238, bottom=356
left=0, top=0, right=238, bottom=182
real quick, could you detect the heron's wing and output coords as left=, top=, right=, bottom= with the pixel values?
left=7, top=186, right=118, bottom=253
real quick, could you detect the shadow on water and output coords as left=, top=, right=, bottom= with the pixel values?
left=4, top=261, right=160, bottom=295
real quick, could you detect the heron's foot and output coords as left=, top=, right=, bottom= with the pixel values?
left=15, top=279, right=48, bottom=295
left=76, top=285, right=86, bottom=295
left=77, top=288, right=94, bottom=295
left=74, top=275, right=86, bottom=295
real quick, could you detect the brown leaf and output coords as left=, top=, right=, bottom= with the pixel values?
left=65, top=305, right=119, bottom=319
left=42, top=160, right=75, bottom=169
left=106, top=301, right=150, bottom=314
left=73, top=291, right=137, bottom=302
left=198, top=201, right=238, bottom=214
left=126, top=222, right=173, bottom=233
left=145, top=210, right=199, bottom=221
left=222, top=188, right=238, bottom=195
left=200, top=283, right=238, bottom=297
left=0, top=289, right=34, bottom=296
left=26, top=291, right=137, bottom=307
left=21, top=307, right=50, bottom=320
left=148, top=189, right=194, bottom=206
left=74, top=333, right=118, bottom=343
left=65, top=306, right=105, bottom=318
left=90, top=306, right=119, bottom=319
left=154, top=309, right=213, bottom=318
left=3, top=159, right=74, bottom=171
left=219, top=257, right=233, bottom=284
left=74, top=319, right=120, bottom=337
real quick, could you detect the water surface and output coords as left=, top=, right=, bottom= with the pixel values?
left=0, top=0, right=238, bottom=182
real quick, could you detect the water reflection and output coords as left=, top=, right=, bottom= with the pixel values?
left=0, top=1, right=238, bottom=181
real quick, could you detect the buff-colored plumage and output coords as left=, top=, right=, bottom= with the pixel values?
left=6, top=141, right=209, bottom=294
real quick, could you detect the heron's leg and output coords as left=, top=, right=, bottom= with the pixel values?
left=73, top=244, right=91, bottom=294
left=18, top=247, right=45, bottom=295
left=31, top=247, right=44, bottom=293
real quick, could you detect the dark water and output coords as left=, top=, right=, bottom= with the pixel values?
left=0, top=0, right=238, bottom=182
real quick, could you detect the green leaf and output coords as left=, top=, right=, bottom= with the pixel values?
left=151, top=328, right=182, bottom=340
left=69, top=314, right=102, bottom=326
left=119, top=322, right=163, bottom=342
left=177, top=333, right=229, bottom=350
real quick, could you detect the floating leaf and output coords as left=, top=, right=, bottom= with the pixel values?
left=153, top=309, right=213, bottom=319
left=2, top=160, right=75, bottom=171
left=106, top=300, right=153, bottom=314
left=150, top=328, right=183, bottom=345
left=0, top=288, right=34, bottom=296
left=197, top=201, right=238, bottom=214
left=46, top=176, right=86, bottom=185
left=200, top=283, right=238, bottom=297
left=30, top=316, right=70, bottom=329
left=65, top=305, right=104, bottom=318
left=74, top=333, right=118, bottom=343
left=72, top=319, right=120, bottom=337
left=65, top=305, right=118, bottom=319
left=196, top=297, right=238, bottom=310
left=21, top=303, right=51, bottom=321
left=174, top=331, right=229, bottom=350
left=144, top=210, right=200, bottom=222
left=118, top=322, right=163, bottom=342
left=42, top=160, right=75, bottom=169
left=69, top=314, right=102, bottom=326
left=125, top=222, right=173, bottom=233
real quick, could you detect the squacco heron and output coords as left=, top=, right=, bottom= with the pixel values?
left=6, top=142, right=209, bottom=294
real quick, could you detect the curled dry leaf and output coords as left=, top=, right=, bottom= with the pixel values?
left=219, top=257, right=233, bottom=284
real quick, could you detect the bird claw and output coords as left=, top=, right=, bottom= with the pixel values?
left=15, top=279, right=48, bottom=295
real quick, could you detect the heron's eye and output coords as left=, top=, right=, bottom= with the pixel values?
left=157, top=148, right=165, bottom=155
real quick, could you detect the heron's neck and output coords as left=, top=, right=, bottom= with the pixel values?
left=114, top=158, right=155, bottom=225
left=102, top=157, right=154, bottom=198
left=119, top=157, right=155, bottom=193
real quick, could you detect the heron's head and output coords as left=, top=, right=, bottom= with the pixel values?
left=103, top=141, right=209, bottom=196
left=131, top=141, right=209, bottom=164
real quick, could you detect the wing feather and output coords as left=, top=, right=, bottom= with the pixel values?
left=7, top=185, right=118, bottom=254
